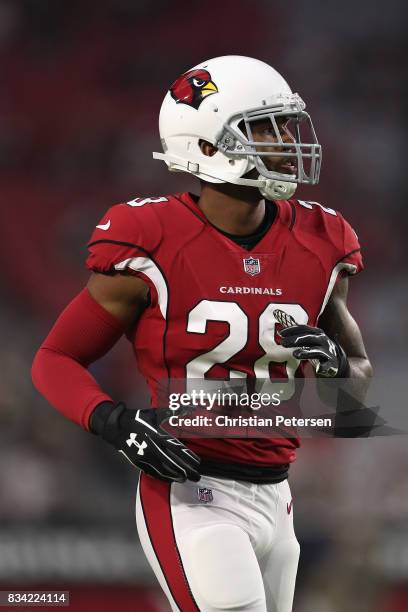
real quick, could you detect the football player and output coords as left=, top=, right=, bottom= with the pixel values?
left=32, top=56, right=372, bottom=612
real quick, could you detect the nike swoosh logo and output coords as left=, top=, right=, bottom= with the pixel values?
left=96, top=220, right=111, bottom=231
left=287, top=499, right=293, bottom=514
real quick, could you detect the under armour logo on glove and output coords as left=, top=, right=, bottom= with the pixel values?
left=126, top=433, right=147, bottom=455
left=279, top=324, right=349, bottom=378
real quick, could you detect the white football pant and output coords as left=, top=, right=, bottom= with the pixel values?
left=136, top=473, right=299, bottom=612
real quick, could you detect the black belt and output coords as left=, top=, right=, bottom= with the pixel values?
left=200, top=458, right=289, bottom=484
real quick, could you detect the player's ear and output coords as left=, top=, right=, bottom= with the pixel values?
left=199, top=139, right=218, bottom=157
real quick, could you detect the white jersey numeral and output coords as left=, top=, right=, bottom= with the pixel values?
left=186, top=301, right=247, bottom=379
left=254, top=303, right=308, bottom=398
left=297, top=200, right=337, bottom=216
left=127, top=196, right=168, bottom=207
left=186, top=300, right=308, bottom=398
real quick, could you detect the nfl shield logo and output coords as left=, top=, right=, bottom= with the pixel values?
left=197, top=487, right=213, bottom=503
left=243, top=257, right=261, bottom=276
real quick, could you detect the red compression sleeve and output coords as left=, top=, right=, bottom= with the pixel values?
left=32, top=288, right=125, bottom=430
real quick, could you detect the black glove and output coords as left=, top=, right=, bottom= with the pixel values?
left=90, top=402, right=201, bottom=483
left=279, top=325, right=349, bottom=378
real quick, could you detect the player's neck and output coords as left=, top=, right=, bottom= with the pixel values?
left=197, top=182, right=266, bottom=236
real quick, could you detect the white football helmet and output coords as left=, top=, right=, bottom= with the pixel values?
left=153, top=55, right=321, bottom=200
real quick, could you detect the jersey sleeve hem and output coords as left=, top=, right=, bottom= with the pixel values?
left=334, top=248, right=362, bottom=276
left=86, top=239, right=151, bottom=274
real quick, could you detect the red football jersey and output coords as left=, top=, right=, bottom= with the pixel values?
left=87, top=192, right=363, bottom=467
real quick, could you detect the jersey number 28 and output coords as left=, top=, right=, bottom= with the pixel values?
left=186, top=300, right=308, bottom=396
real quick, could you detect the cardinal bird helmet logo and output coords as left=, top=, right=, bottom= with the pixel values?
left=170, top=68, right=218, bottom=109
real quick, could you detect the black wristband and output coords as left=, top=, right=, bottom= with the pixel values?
left=89, top=401, right=116, bottom=435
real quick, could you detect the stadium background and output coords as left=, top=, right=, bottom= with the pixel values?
left=0, top=0, right=407, bottom=610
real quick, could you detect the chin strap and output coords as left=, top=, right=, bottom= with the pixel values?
left=221, top=174, right=298, bottom=200
left=258, top=177, right=297, bottom=200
